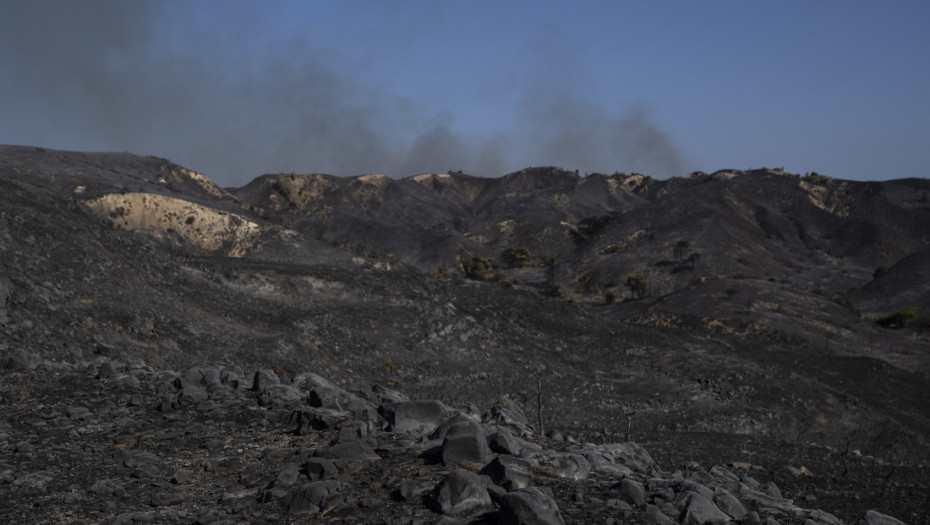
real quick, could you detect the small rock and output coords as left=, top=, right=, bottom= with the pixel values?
left=394, top=478, right=433, bottom=501
left=170, top=469, right=192, bottom=484
left=151, top=491, right=185, bottom=506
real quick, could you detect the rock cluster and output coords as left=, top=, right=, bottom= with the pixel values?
left=0, top=350, right=906, bottom=524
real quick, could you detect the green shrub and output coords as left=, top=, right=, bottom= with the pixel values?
left=625, top=274, right=647, bottom=299
left=874, top=307, right=920, bottom=328
left=502, top=247, right=533, bottom=268
left=458, top=252, right=497, bottom=281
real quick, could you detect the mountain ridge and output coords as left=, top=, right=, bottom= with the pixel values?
left=1, top=145, right=929, bottom=523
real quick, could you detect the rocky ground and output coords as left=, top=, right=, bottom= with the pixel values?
left=0, top=353, right=915, bottom=525
left=1, top=146, right=928, bottom=523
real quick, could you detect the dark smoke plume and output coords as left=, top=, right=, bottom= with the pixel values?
left=0, top=1, right=684, bottom=185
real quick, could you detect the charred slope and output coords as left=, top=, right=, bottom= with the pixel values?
left=2, top=147, right=930, bottom=522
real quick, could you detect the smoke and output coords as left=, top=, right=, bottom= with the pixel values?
left=0, top=1, right=684, bottom=185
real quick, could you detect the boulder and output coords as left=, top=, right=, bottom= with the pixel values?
left=280, top=481, right=341, bottom=516
left=394, top=478, right=433, bottom=501
left=527, top=451, right=590, bottom=481
left=258, top=384, right=304, bottom=407
left=304, top=457, right=339, bottom=481
left=488, top=429, right=524, bottom=455
left=854, top=510, right=906, bottom=525
left=480, top=455, right=533, bottom=491
left=313, top=440, right=380, bottom=468
left=288, top=407, right=348, bottom=434
left=251, top=369, right=280, bottom=392
left=291, top=372, right=332, bottom=391
left=483, top=398, right=534, bottom=435
left=427, top=469, right=492, bottom=515
left=3, top=348, right=41, bottom=370
left=499, top=487, right=565, bottom=525
left=381, top=400, right=452, bottom=434
left=641, top=504, right=676, bottom=525
left=308, top=386, right=376, bottom=419
left=714, top=488, right=749, bottom=520
left=269, top=463, right=301, bottom=489
left=679, top=492, right=732, bottom=525
left=592, top=442, right=656, bottom=473
left=441, top=420, right=490, bottom=466
left=612, top=478, right=645, bottom=507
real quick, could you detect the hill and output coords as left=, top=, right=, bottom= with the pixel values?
left=1, top=146, right=928, bottom=524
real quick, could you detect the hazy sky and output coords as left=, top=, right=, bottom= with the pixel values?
left=2, top=1, right=928, bottom=185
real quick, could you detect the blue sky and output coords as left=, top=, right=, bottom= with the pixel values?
left=1, top=1, right=928, bottom=185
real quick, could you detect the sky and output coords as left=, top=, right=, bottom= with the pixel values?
left=1, top=1, right=928, bottom=186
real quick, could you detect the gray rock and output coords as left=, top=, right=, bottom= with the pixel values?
left=480, top=455, right=534, bottom=491
left=336, top=420, right=370, bottom=442
left=714, top=488, right=749, bottom=519
left=394, top=478, right=433, bottom=501
left=314, top=440, right=381, bottom=467
left=612, top=478, right=645, bottom=507
left=641, top=504, right=676, bottom=525
left=220, top=367, right=245, bottom=390
left=280, top=481, right=340, bottom=516
left=179, top=385, right=207, bottom=405
left=308, top=386, right=376, bottom=419
left=761, top=480, right=783, bottom=499
left=97, top=360, right=118, bottom=379
left=288, top=407, right=348, bottom=434
left=170, top=469, right=192, bottom=485
left=589, top=442, right=656, bottom=473
left=270, top=463, right=301, bottom=488
left=291, top=371, right=332, bottom=390
left=3, top=348, right=40, bottom=370
left=441, top=420, right=490, bottom=466
left=252, top=369, right=280, bottom=392
left=854, top=510, right=906, bottom=525
left=761, top=518, right=782, bottom=525
left=150, top=490, right=185, bottom=506
left=370, top=383, right=409, bottom=404
left=12, top=470, right=56, bottom=490
left=258, top=384, right=304, bottom=407
left=382, top=399, right=453, bottom=434
left=680, top=480, right=715, bottom=501
left=488, top=429, right=524, bottom=455
left=305, top=457, right=339, bottom=481
left=679, top=492, right=732, bottom=525
left=427, top=469, right=492, bottom=515
left=483, top=398, right=534, bottom=434
left=499, top=486, right=565, bottom=525
left=528, top=451, right=590, bottom=481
